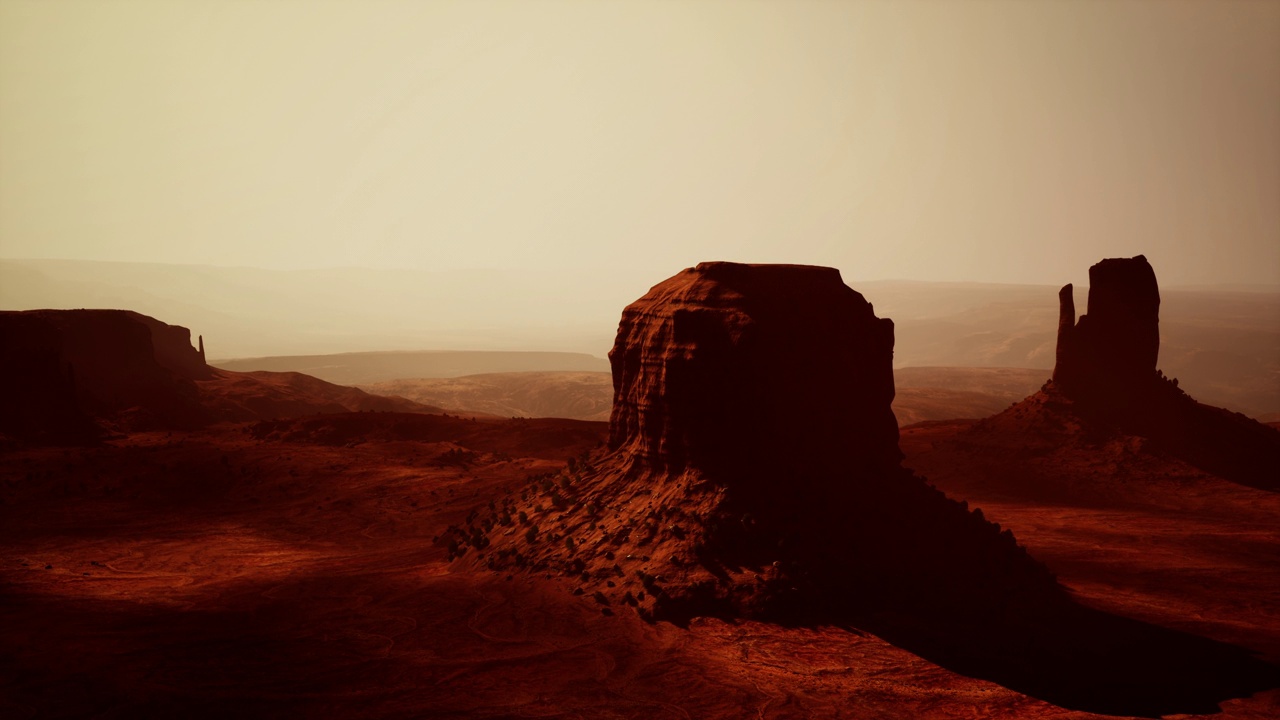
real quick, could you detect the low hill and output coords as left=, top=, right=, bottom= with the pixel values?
left=892, top=367, right=1048, bottom=425
left=198, top=371, right=444, bottom=422
left=358, top=367, right=1053, bottom=425
left=213, top=350, right=610, bottom=386
left=361, top=371, right=613, bottom=421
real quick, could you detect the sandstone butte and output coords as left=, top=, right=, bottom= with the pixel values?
left=984, top=254, right=1280, bottom=491
left=0, top=309, right=212, bottom=439
left=452, top=261, right=1053, bottom=623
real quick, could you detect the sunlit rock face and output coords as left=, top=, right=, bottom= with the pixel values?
left=1053, top=255, right=1161, bottom=406
left=607, top=261, right=902, bottom=488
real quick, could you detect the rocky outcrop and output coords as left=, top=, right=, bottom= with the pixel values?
left=453, top=263, right=1053, bottom=623
left=131, top=312, right=215, bottom=381
left=608, top=262, right=901, bottom=492
left=1053, top=255, right=1161, bottom=407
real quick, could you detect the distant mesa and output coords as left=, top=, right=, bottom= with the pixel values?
left=213, top=350, right=610, bottom=386
left=0, top=309, right=441, bottom=443
left=450, top=262, right=1052, bottom=623
left=0, top=309, right=211, bottom=440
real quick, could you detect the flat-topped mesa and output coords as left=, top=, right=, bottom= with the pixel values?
left=1053, top=255, right=1161, bottom=405
left=0, top=309, right=213, bottom=438
left=608, top=261, right=901, bottom=490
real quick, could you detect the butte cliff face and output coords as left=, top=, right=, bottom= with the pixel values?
left=608, top=262, right=901, bottom=498
left=452, top=262, right=1052, bottom=622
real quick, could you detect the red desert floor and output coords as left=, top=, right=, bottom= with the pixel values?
left=2, top=422, right=1277, bottom=719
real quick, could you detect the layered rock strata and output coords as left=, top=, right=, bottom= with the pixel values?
left=608, top=262, right=902, bottom=497
left=453, top=263, right=1052, bottom=622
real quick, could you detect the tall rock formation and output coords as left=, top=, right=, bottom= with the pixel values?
left=989, top=255, right=1280, bottom=490
left=1053, top=255, right=1161, bottom=408
left=453, top=263, right=1052, bottom=622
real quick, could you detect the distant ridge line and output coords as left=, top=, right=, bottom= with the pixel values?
left=211, top=349, right=611, bottom=385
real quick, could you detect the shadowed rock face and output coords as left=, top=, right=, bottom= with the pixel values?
left=608, top=261, right=901, bottom=487
left=1032, top=255, right=1280, bottom=490
left=132, top=312, right=214, bottom=381
left=1053, top=255, right=1161, bottom=405
left=0, top=309, right=451, bottom=442
left=0, top=309, right=212, bottom=439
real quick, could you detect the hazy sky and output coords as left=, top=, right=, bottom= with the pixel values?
left=2, top=0, right=1278, bottom=287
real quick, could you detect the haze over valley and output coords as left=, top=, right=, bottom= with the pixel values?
left=3, top=2, right=1278, bottom=718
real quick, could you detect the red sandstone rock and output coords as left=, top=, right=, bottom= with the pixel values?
left=607, top=261, right=901, bottom=484
left=1010, top=255, right=1279, bottom=490
left=1053, top=255, right=1161, bottom=405
left=460, top=263, right=1052, bottom=623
